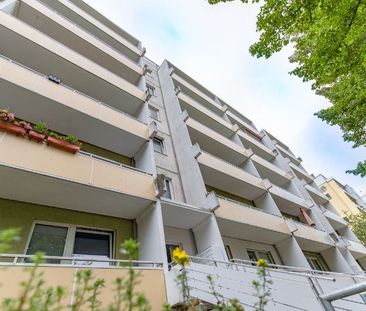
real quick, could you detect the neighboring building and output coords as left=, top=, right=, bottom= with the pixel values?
left=0, top=0, right=365, bottom=309
left=315, top=174, right=366, bottom=218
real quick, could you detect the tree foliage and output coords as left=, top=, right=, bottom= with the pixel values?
left=208, top=0, right=366, bottom=176
left=348, top=210, right=366, bottom=245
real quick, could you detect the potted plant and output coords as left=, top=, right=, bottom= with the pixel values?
left=47, top=132, right=81, bottom=154
left=29, top=122, right=48, bottom=142
left=0, top=109, right=27, bottom=137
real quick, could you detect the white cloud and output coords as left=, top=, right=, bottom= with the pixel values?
left=85, top=0, right=366, bottom=194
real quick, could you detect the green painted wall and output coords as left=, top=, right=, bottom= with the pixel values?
left=81, top=142, right=134, bottom=167
left=0, top=199, right=133, bottom=259
left=206, top=185, right=255, bottom=207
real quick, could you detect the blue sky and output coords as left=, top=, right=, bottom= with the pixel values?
left=85, top=0, right=366, bottom=195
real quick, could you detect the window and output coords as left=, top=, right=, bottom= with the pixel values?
left=149, top=105, right=160, bottom=121
left=247, top=249, right=275, bottom=265
left=225, top=245, right=233, bottom=260
left=146, top=84, right=156, bottom=97
left=153, top=137, right=164, bottom=153
left=166, top=243, right=181, bottom=263
left=26, top=224, right=67, bottom=262
left=304, top=252, right=329, bottom=271
left=162, top=178, right=173, bottom=199
left=26, top=223, right=113, bottom=265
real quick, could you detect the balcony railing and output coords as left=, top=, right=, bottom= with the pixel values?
left=0, top=12, right=144, bottom=99
left=33, top=0, right=142, bottom=62
left=0, top=53, right=146, bottom=125
left=217, top=195, right=281, bottom=217
left=0, top=254, right=162, bottom=268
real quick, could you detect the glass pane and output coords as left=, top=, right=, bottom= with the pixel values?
left=27, top=224, right=67, bottom=258
left=162, top=180, right=172, bottom=199
left=247, top=250, right=257, bottom=264
left=153, top=138, right=163, bottom=153
left=257, top=251, right=274, bottom=265
left=73, top=231, right=110, bottom=258
left=225, top=245, right=233, bottom=260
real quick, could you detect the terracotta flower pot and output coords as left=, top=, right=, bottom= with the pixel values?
left=0, top=119, right=27, bottom=136
left=28, top=130, right=46, bottom=143
left=47, top=136, right=80, bottom=154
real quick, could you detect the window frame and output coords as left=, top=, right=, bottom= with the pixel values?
left=247, top=249, right=275, bottom=265
left=146, top=84, right=156, bottom=97
left=148, top=105, right=160, bottom=121
left=153, top=136, right=165, bottom=154
left=162, top=177, right=174, bottom=200
left=25, top=221, right=115, bottom=260
left=304, top=251, right=329, bottom=271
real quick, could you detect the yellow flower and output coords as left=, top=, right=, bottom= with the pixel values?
left=257, top=258, right=267, bottom=268
left=172, top=247, right=190, bottom=266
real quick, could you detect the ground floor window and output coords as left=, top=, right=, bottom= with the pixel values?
left=247, top=249, right=275, bottom=265
left=26, top=222, right=113, bottom=265
left=304, top=252, right=329, bottom=271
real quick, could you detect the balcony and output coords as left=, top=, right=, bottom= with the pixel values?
left=289, top=162, right=313, bottom=183
left=323, top=210, right=348, bottom=230
left=0, top=257, right=165, bottom=311
left=347, top=240, right=366, bottom=259
left=0, top=55, right=149, bottom=156
left=305, top=184, right=329, bottom=205
left=179, top=92, right=235, bottom=138
left=39, top=0, right=143, bottom=62
left=251, top=154, right=292, bottom=186
left=290, top=221, right=334, bottom=252
left=186, top=117, right=250, bottom=166
left=9, top=0, right=143, bottom=82
left=196, top=150, right=266, bottom=200
left=275, top=144, right=301, bottom=165
left=226, top=110, right=260, bottom=137
left=0, top=12, right=146, bottom=117
left=268, top=183, right=310, bottom=213
left=237, top=129, right=276, bottom=161
left=171, top=71, right=223, bottom=113
left=0, top=133, right=156, bottom=219
left=216, top=197, right=291, bottom=244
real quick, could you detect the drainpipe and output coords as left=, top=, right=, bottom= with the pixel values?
left=319, top=282, right=366, bottom=311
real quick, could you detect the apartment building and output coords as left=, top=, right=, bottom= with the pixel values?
left=315, top=174, right=366, bottom=218
left=0, top=0, right=366, bottom=309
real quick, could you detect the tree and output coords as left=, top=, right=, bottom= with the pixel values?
left=348, top=210, right=366, bottom=245
left=208, top=0, right=366, bottom=176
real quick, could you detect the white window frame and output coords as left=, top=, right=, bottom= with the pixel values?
left=148, top=105, right=160, bottom=121
left=25, top=221, right=114, bottom=259
left=162, top=177, right=174, bottom=200
left=153, top=136, right=165, bottom=154
left=146, top=84, right=156, bottom=97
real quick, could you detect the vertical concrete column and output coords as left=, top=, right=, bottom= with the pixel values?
left=275, top=237, right=311, bottom=268
left=136, top=202, right=167, bottom=266
left=321, top=247, right=355, bottom=274
left=192, top=215, right=227, bottom=261
left=134, top=140, right=156, bottom=175
left=158, top=61, right=209, bottom=209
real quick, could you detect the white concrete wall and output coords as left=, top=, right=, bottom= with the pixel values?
left=164, top=226, right=197, bottom=256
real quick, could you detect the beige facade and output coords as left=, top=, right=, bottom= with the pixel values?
left=318, top=178, right=362, bottom=218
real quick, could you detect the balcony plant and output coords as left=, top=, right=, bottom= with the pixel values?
left=47, top=132, right=81, bottom=154
left=0, top=109, right=27, bottom=137
left=29, top=121, right=48, bottom=143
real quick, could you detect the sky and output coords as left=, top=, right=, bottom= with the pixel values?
left=85, top=0, right=366, bottom=195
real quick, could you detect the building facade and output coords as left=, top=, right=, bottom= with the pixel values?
left=315, top=174, right=366, bottom=218
left=0, top=0, right=365, bottom=309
